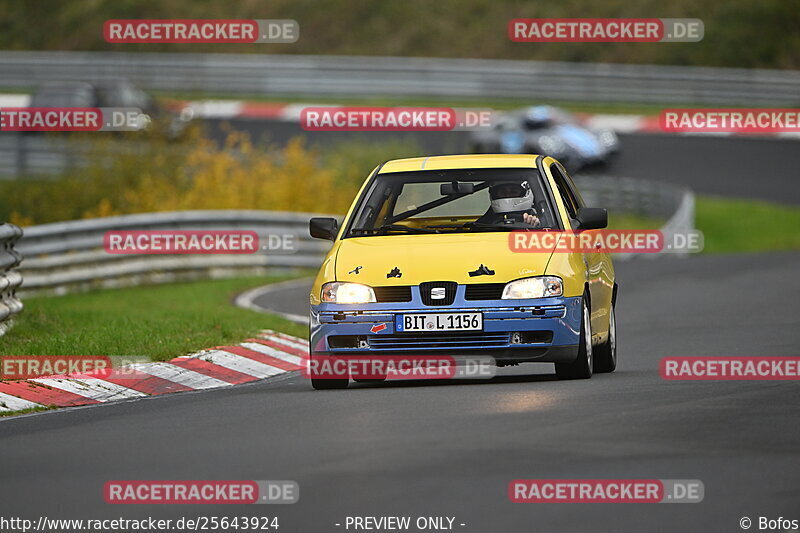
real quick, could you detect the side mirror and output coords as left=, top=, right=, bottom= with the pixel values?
left=575, top=207, right=608, bottom=230
left=440, top=182, right=475, bottom=195
left=309, top=217, right=339, bottom=241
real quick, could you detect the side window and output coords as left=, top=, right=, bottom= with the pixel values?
left=549, top=164, right=580, bottom=219
left=561, top=166, right=586, bottom=208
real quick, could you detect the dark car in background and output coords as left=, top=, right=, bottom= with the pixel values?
left=29, top=81, right=193, bottom=137
left=29, top=81, right=95, bottom=109
left=469, top=105, right=619, bottom=171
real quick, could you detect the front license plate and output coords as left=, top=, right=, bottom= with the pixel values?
left=396, top=312, right=483, bottom=332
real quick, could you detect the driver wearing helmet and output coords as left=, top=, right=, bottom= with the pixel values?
left=474, top=181, right=540, bottom=226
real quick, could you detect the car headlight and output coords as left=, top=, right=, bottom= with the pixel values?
left=321, top=282, right=376, bottom=304
left=537, top=135, right=566, bottom=155
left=501, top=276, right=563, bottom=299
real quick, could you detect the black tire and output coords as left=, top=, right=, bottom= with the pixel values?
left=593, top=304, right=617, bottom=373
left=309, top=352, right=349, bottom=390
left=555, top=296, right=593, bottom=380
left=353, top=367, right=387, bottom=383
left=353, top=377, right=386, bottom=384
left=311, top=378, right=349, bottom=389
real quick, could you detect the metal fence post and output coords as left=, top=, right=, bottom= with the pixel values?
left=0, top=223, right=24, bottom=336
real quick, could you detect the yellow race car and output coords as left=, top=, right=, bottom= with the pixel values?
left=308, top=154, right=616, bottom=389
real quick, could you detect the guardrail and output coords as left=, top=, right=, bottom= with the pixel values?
left=575, top=175, right=695, bottom=259
left=16, top=177, right=694, bottom=295
left=0, top=134, right=182, bottom=179
left=0, top=134, right=84, bottom=178
left=0, top=223, right=24, bottom=335
left=575, top=175, right=689, bottom=221
left=1, top=51, right=798, bottom=106
left=16, top=210, right=330, bottom=295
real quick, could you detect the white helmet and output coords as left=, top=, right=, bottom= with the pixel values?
left=489, top=182, right=534, bottom=213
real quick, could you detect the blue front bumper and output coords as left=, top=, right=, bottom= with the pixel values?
left=310, top=290, right=582, bottom=364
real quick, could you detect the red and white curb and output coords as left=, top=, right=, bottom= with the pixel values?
left=234, top=277, right=312, bottom=325
left=0, top=330, right=309, bottom=416
left=184, top=99, right=800, bottom=140
left=579, top=112, right=800, bottom=140
left=2, top=93, right=797, bottom=139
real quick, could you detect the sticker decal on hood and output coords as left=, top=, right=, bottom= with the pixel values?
left=469, top=264, right=496, bottom=277
left=387, top=267, right=402, bottom=278
left=349, top=266, right=363, bottom=274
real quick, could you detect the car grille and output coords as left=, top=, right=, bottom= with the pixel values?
left=368, top=332, right=509, bottom=350
left=464, top=283, right=506, bottom=300
left=419, top=281, right=457, bottom=306
left=373, top=286, right=412, bottom=303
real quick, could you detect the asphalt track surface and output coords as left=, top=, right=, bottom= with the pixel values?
left=206, top=119, right=800, bottom=205
left=2, top=251, right=799, bottom=532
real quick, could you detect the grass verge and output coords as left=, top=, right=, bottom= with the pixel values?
left=607, top=212, right=664, bottom=231
left=1, top=275, right=309, bottom=361
left=695, top=196, right=800, bottom=253
left=0, top=405, right=55, bottom=417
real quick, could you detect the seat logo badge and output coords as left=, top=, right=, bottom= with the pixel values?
left=431, top=287, right=446, bottom=299
left=349, top=265, right=363, bottom=274
left=387, top=267, right=402, bottom=278
left=469, top=264, right=495, bottom=277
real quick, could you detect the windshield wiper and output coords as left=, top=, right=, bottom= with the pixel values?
left=423, top=224, right=467, bottom=230
left=351, top=224, right=437, bottom=235
left=466, top=221, right=539, bottom=232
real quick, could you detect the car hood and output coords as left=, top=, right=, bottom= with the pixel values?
left=334, top=232, right=556, bottom=285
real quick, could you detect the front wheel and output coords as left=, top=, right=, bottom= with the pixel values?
left=593, top=304, right=617, bottom=373
left=309, top=352, right=349, bottom=390
left=353, top=368, right=387, bottom=384
left=353, top=377, right=386, bottom=384
left=555, top=297, right=593, bottom=380
left=311, top=376, right=349, bottom=389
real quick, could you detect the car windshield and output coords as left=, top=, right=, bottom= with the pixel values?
left=345, top=167, right=560, bottom=237
left=519, top=107, right=577, bottom=130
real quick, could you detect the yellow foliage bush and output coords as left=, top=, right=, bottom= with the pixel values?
left=0, top=132, right=421, bottom=225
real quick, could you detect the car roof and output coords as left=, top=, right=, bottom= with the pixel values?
left=378, top=154, right=541, bottom=174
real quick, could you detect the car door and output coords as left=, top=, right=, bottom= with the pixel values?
left=547, top=162, right=613, bottom=341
